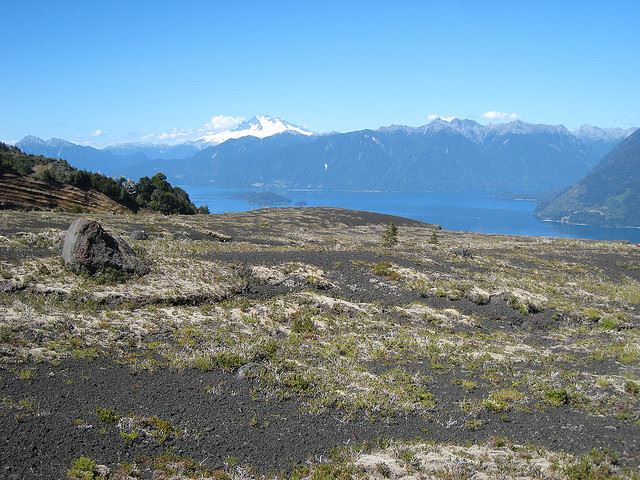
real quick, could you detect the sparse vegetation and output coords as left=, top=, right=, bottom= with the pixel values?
left=371, top=261, right=401, bottom=281
left=16, top=367, right=35, bottom=380
left=2, top=207, right=640, bottom=478
left=482, top=388, right=524, bottom=412
left=544, top=388, right=572, bottom=407
left=66, top=456, right=98, bottom=480
left=563, top=449, right=623, bottom=480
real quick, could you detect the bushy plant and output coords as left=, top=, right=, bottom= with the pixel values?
left=66, top=456, right=97, bottom=480
left=544, top=388, right=571, bottom=406
left=95, top=406, right=120, bottom=424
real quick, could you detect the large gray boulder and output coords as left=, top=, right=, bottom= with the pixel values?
left=62, top=218, right=149, bottom=275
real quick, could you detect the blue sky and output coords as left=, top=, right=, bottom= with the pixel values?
left=1, top=0, right=639, bottom=145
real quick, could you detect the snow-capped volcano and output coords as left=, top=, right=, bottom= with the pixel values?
left=197, top=115, right=313, bottom=144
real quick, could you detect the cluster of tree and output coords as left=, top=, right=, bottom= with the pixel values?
left=134, top=173, right=209, bottom=214
left=0, top=142, right=208, bottom=215
left=1, top=142, right=52, bottom=175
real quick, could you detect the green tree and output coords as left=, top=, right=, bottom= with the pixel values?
left=382, top=223, right=399, bottom=247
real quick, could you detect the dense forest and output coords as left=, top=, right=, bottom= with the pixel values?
left=0, top=142, right=208, bottom=215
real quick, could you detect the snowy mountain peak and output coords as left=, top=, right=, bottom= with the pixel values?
left=420, top=117, right=485, bottom=142
left=488, top=120, right=570, bottom=136
left=420, top=118, right=573, bottom=141
left=197, top=115, right=313, bottom=144
left=574, top=124, right=637, bottom=141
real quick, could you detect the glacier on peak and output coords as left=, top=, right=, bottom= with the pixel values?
left=197, top=115, right=314, bottom=145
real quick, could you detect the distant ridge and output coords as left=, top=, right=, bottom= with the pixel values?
left=14, top=118, right=637, bottom=195
left=536, top=128, right=640, bottom=227
left=160, top=118, right=632, bottom=194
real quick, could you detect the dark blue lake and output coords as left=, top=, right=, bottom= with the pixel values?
left=183, top=186, right=640, bottom=243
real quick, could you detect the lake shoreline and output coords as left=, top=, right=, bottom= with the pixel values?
left=181, top=186, right=640, bottom=243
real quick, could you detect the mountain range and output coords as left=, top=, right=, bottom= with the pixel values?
left=16, top=116, right=312, bottom=170
left=536, top=128, right=640, bottom=227
left=15, top=117, right=636, bottom=196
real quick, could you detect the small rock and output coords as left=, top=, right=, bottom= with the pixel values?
left=236, top=362, right=266, bottom=379
left=0, top=279, right=24, bottom=293
left=468, top=286, right=491, bottom=305
left=205, top=230, right=232, bottom=242
left=504, top=288, right=547, bottom=315
left=129, top=230, right=149, bottom=240
left=456, top=247, right=473, bottom=258
left=269, top=329, right=287, bottom=339
left=617, top=322, right=634, bottom=331
left=62, top=218, right=149, bottom=275
left=95, top=465, right=111, bottom=477
left=172, top=230, right=190, bottom=239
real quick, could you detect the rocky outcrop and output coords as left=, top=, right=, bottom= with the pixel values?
left=0, top=174, right=131, bottom=214
left=62, top=218, right=149, bottom=275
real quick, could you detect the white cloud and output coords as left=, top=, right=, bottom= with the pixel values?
left=91, top=129, right=106, bottom=137
left=204, top=115, right=244, bottom=131
left=156, top=129, right=191, bottom=141
left=141, top=115, right=246, bottom=144
left=483, top=111, right=519, bottom=121
left=427, top=114, right=457, bottom=122
left=139, top=129, right=187, bottom=144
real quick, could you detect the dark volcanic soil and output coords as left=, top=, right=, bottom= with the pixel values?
left=213, top=249, right=566, bottom=331
left=2, top=359, right=639, bottom=479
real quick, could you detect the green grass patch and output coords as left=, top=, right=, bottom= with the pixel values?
left=66, top=456, right=97, bottom=480
left=95, top=406, right=120, bottom=424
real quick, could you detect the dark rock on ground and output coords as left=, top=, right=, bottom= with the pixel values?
left=129, top=230, right=149, bottom=240
left=0, top=279, right=24, bottom=293
left=172, top=230, right=190, bottom=239
left=236, top=362, right=267, bottom=378
left=62, top=218, right=149, bottom=275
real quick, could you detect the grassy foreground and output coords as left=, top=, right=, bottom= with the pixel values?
left=1, top=207, right=639, bottom=479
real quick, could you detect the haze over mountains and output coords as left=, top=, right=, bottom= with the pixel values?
left=17, top=116, right=635, bottom=197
